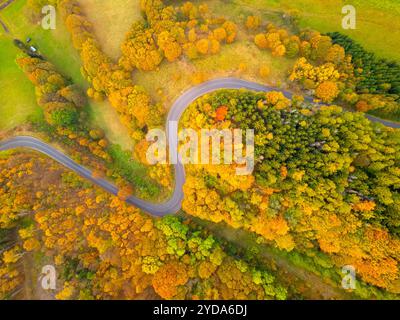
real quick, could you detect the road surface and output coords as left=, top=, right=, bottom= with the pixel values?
left=1, top=78, right=399, bottom=216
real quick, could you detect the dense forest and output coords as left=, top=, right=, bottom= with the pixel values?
left=0, top=152, right=288, bottom=300
left=181, top=89, right=400, bottom=297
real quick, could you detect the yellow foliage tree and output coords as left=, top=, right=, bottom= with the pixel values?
left=245, top=15, right=261, bottom=30
left=315, top=81, right=340, bottom=103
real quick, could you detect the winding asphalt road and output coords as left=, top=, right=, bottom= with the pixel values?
left=1, top=78, right=399, bottom=216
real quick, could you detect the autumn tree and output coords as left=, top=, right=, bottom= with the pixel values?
left=245, top=16, right=261, bottom=30
left=315, top=81, right=340, bottom=103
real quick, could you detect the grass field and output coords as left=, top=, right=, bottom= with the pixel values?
left=78, top=0, right=143, bottom=61
left=133, top=38, right=293, bottom=108
left=87, top=100, right=133, bottom=149
left=0, top=36, right=41, bottom=130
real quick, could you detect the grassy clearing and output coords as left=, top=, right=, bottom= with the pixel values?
left=0, top=36, right=41, bottom=130
left=77, top=0, right=143, bottom=61
left=87, top=100, right=133, bottom=149
left=133, top=38, right=293, bottom=109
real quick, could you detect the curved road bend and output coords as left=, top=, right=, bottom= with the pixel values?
left=1, top=78, right=400, bottom=216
